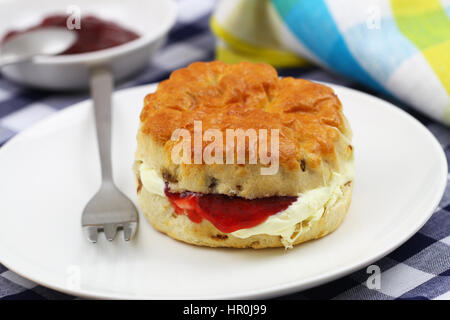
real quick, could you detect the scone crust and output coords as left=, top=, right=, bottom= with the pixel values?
left=137, top=180, right=353, bottom=249
left=136, top=61, right=353, bottom=198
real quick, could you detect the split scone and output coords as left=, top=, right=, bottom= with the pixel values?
left=134, top=61, right=354, bottom=249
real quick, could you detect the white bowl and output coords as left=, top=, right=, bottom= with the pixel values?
left=0, top=0, right=177, bottom=90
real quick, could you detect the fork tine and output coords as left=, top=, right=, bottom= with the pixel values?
left=123, top=222, right=136, bottom=241
left=104, top=224, right=118, bottom=241
left=85, top=226, right=99, bottom=243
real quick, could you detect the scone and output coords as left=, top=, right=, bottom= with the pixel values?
left=134, top=61, right=354, bottom=249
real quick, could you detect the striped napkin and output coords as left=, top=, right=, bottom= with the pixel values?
left=211, top=0, right=450, bottom=125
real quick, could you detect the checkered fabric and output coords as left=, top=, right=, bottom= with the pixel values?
left=213, top=0, right=450, bottom=126
left=0, top=0, right=449, bottom=300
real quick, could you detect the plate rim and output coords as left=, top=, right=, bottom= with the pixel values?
left=0, top=82, right=447, bottom=299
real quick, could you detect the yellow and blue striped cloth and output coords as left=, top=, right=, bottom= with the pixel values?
left=212, top=0, right=450, bottom=125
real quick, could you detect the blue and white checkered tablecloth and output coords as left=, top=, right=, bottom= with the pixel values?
left=0, top=0, right=449, bottom=300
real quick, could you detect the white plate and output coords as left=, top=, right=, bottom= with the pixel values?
left=0, top=83, right=446, bottom=299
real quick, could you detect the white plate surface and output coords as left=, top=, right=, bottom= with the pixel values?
left=0, top=83, right=446, bottom=299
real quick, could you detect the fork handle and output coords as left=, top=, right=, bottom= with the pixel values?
left=90, top=66, right=114, bottom=182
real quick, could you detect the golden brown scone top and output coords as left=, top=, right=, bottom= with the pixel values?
left=140, top=61, right=351, bottom=170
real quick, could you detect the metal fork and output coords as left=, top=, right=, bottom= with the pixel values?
left=81, top=67, right=138, bottom=243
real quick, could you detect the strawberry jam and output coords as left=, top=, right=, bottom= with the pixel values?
left=164, top=187, right=297, bottom=233
left=2, top=15, right=140, bottom=54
